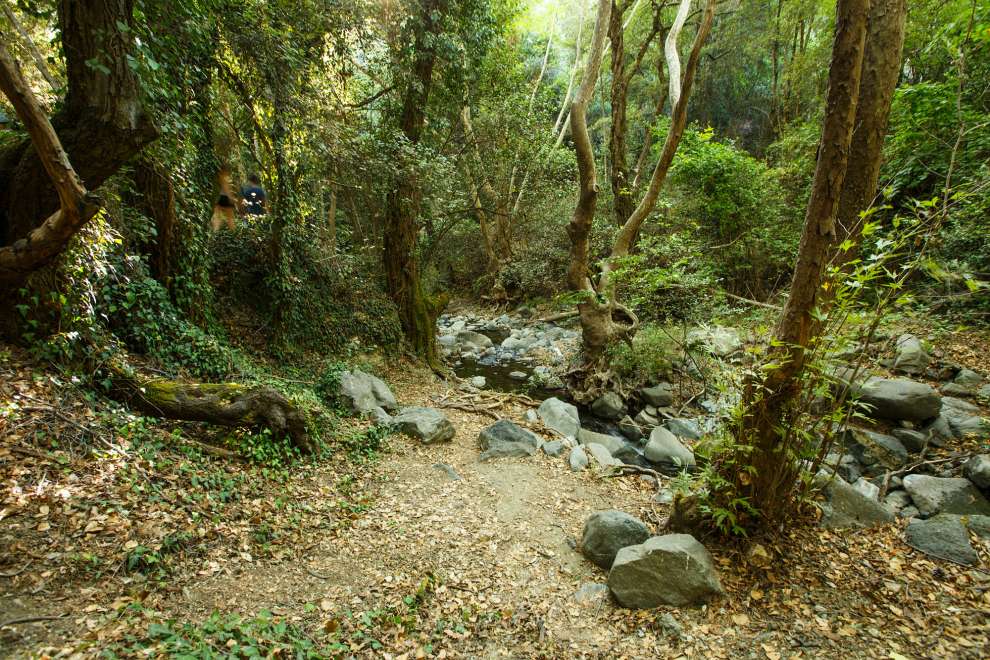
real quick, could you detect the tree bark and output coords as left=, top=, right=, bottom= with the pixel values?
left=383, top=0, right=447, bottom=366
left=730, top=0, right=871, bottom=525
left=0, top=0, right=157, bottom=247
left=132, top=158, right=179, bottom=287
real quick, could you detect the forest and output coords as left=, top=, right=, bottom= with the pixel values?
left=0, top=0, right=989, bottom=656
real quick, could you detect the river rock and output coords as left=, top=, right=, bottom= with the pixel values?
left=577, top=428, right=626, bottom=455
left=884, top=489, right=912, bottom=511
left=591, top=392, right=626, bottom=420
left=607, top=534, right=724, bottom=608
left=644, top=426, right=695, bottom=469
left=392, top=407, right=455, bottom=444
left=634, top=409, right=660, bottom=429
left=586, top=443, right=620, bottom=467
left=847, top=428, right=908, bottom=470
left=852, top=477, right=881, bottom=501
left=964, top=454, right=990, bottom=490
left=851, top=377, right=942, bottom=422
left=538, top=397, right=580, bottom=438
left=665, top=418, right=702, bottom=440
left=687, top=326, right=743, bottom=357
left=580, top=510, right=652, bottom=570
left=641, top=383, right=674, bottom=407
left=478, top=420, right=539, bottom=461
left=891, top=428, right=929, bottom=453
left=469, top=376, right=487, bottom=389
left=569, top=445, right=589, bottom=471
left=618, top=415, right=645, bottom=442
left=339, top=369, right=399, bottom=413
left=905, top=514, right=979, bottom=566
left=456, top=330, right=493, bottom=351
left=941, top=397, right=989, bottom=439
left=819, top=475, right=895, bottom=529
left=902, top=474, right=990, bottom=517
left=893, top=334, right=929, bottom=375
left=955, top=368, right=984, bottom=388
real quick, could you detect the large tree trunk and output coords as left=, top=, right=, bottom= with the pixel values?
left=383, top=0, right=447, bottom=366
left=728, top=0, right=872, bottom=526
left=0, top=0, right=157, bottom=246
left=608, top=2, right=635, bottom=227
left=132, top=158, right=179, bottom=287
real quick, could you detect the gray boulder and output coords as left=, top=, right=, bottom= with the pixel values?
left=884, top=490, right=912, bottom=511
left=456, top=330, right=493, bottom=351
left=538, top=397, right=580, bottom=438
left=569, top=445, right=589, bottom=471
left=577, top=428, right=626, bottom=455
left=469, top=376, right=487, bottom=389
left=819, top=475, right=895, bottom=528
left=586, top=443, right=620, bottom=467
left=853, top=477, right=881, bottom=501
left=644, top=427, right=696, bottom=468
left=541, top=440, right=567, bottom=457
left=964, top=454, right=990, bottom=490
left=634, top=409, right=660, bottom=429
left=641, top=383, right=674, bottom=407
left=847, top=428, right=908, bottom=470
left=687, top=326, right=743, bottom=357
left=905, top=514, right=979, bottom=566
left=941, top=383, right=973, bottom=398
left=892, top=334, right=929, bottom=375
left=899, top=505, right=920, bottom=519
left=370, top=406, right=393, bottom=426
left=339, top=369, right=399, bottom=413
left=478, top=420, right=540, bottom=461
left=941, top=397, right=989, bottom=439
left=607, top=535, right=724, bottom=608
left=891, top=428, right=929, bottom=454
left=591, top=392, right=626, bottom=420
left=955, top=368, right=984, bottom=388
left=902, top=474, right=990, bottom=517
left=979, top=384, right=990, bottom=401
left=852, top=377, right=941, bottom=421
left=392, top=407, right=455, bottom=444
left=618, top=415, right=645, bottom=442
left=580, top=510, right=651, bottom=570
left=665, top=418, right=702, bottom=440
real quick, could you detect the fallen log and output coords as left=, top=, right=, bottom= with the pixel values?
left=112, top=370, right=314, bottom=453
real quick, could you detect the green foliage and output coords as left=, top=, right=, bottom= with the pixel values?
left=606, top=323, right=677, bottom=387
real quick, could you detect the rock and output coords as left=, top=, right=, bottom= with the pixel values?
left=899, top=505, right=920, bottom=519
left=656, top=613, right=684, bottom=639
left=618, top=415, right=645, bottom=442
left=891, top=428, right=929, bottom=453
left=612, top=444, right=650, bottom=468
left=964, top=454, right=990, bottom=490
left=847, top=428, right=908, bottom=470
left=508, top=371, right=527, bottom=381
left=941, top=397, right=989, bottom=439
left=339, top=369, right=399, bottom=413
left=586, top=443, right=620, bottom=467
left=853, top=477, right=881, bottom=501
left=902, top=474, right=990, bottom=517
left=524, top=409, right=539, bottom=424
left=665, top=418, right=702, bottom=440
left=979, top=384, right=990, bottom=401
left=634, top=409, right=659, bottom=429
left=572, top=582, right=609, bottom=604
left=580, top=510, right=652, bottom=570
left=893, top=334, right=929, bottom=375
left=644, top=427, right=696, bottom=469
left=955, top=368, right=984, bottom=388
left=941, top=383, right=973, bottom=397
left=687, top=326, right=743, bottom=356
left=884, top=490, right=912, bottom=511
left=392, top=407, right=455, bottom=444
left=370, top=406, right=393, bottom=426
left=968, top=514, right=990, bottom=539
left=641, top=383, right=674, bottom=407
left=577, top=428, right=626, bottom=455
left=569, top=446, right=589, bottom=471
left=432, top=463, right=462, bottom=481
left=851, top=377, right=941, bottom=422
left=591, top=392, right=625, bottom=420
left=654, top=489, right=674, bottom=505
left=905, top=514, right=979, bottom=566
left=837, top=454, right=862, bottom=483
left=538, top=397, right=580, bottom=439
left=478, top=420, right=540, bottom=461
left=607, top=534, right=724, bottom=608
left=819, top=475, right=895, bottom=528
left=540, top=440, right=565, bottom=457
left=455, top=330, right=493, bottom=351
left=923, top=415, right=952, bottom=447
left=469, top=376, right=487, bottom=389
left=516, top=305, right=534, bottom=319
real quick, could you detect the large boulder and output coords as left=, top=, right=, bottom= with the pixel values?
left=607, top=535, right=724, bottom=608
left=940, top=397, right=989, bottom=439
left=455, top=330, right=494, bottom=352
left=644, top=427, right=695, bottom=469
left=586, top=443, right=620, bottom=467
left=339, top=369, right=399, bottom=413
left=964, top=454, right=990, bottom=490
left=618, top=415, right=646, bottom=442
left=640, top=383, right=674, bottom=407
left=905, top=514, right=979, bottom=566
left=818, top=475, right=895, bottom=529
left=902, top=474, right=990, bottom=517
left=577, top=428, right=626, bottom=455
left=591, top=392, right=626, bottom=420
left=687, top=326, right=743, bottom=357
left=538, top=397, right=580, bottom=439
left=892, top=334, right=929, bottom=375
left=569, top=445, right=589, bottom=471
left=580, top=510, right=651, bottom=570
left=665, top=418, right=702, bottom=440
left=391, top=407, right=455, bottom=444
left=891, top=428, right=929, bottom=454
left=478, top=420, right=540, bottom=461
left=851, top=377, right=942, bottom=422
left=955, top=368, right=984, bottom=388
left=847, top=428, right=908, bottom=470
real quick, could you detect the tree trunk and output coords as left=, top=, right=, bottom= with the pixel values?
left=383, top=0, right=447, bottom=366
left=730, top=0, right=871, bottom=525
left=608, top=2, right=634, bottom=227
left=0, top=0, right=157, bottom=246
left=132, top=158, right=179, bottom=287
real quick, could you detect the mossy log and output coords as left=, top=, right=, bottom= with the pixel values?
left=113, top=373, right=313, bottom=453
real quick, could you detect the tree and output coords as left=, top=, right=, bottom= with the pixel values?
left=565, top=0, right=717, bottom=402
left=712, top=0, right=907, bottom=530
